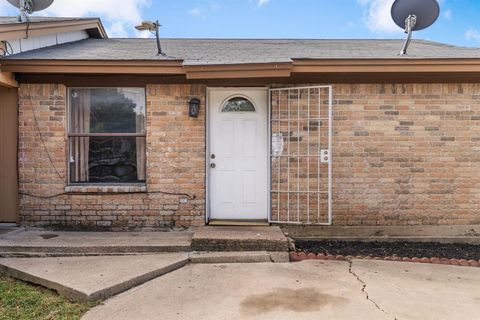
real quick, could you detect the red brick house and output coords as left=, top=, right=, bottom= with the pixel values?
left=1, top=17, right=480, bottom=231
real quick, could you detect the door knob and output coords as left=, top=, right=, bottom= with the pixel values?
left=210, top=163, right=216, bottom=169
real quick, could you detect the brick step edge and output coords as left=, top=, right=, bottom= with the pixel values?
left=289, top=252, right=480, bottom=268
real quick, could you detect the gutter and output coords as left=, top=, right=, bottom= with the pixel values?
left=3, top=58, right=480, bottom=81
left=292, top=58, right=480, bottom=73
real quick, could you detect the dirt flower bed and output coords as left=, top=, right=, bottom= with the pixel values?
left=290, top=240, right=480, bottom=267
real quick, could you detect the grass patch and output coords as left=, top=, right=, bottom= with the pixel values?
left=0, top=275, right=98, bottom=320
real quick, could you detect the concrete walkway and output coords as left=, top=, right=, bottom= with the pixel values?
left=0, top=251, right=289, bottom=301
left=0, top=230, right=194, bottom=255
left=83, top=260, right=480, bottom=320
left=0, top=226, right=289, bottom=256
left=0, top=226, right=289, bottom=304
left=0, top=227, right=19, bottom=236
left=351, top=260, right=480, bottom=320
left=4, top=228, right=478, bottom=319
left=0, top=253, right=189, bottom=301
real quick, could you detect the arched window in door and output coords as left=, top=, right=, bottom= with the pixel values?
left=221, top=96, right=256, bottom=112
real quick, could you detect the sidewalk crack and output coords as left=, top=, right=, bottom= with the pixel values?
left=347, top=260, right=398, bottom=320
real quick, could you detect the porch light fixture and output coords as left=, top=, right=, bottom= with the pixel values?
left=135, top=20, right=164, bottom=55
left=188, top=98, right=201, bottom=118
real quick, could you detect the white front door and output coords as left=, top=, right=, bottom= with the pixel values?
left=208, top=88, right=269, bottom=220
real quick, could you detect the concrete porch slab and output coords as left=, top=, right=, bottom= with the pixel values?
left=0, top=253, right=189, bottom=302
left=191, top=226, right=289, bottom=252
left=0, top=227, right=20, bottom=236
left=0, top=230, right=193, bottom=256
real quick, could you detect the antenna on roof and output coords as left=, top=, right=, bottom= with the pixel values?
left=135, top=20, right=165, bottom=56
left=7, top=0, right=54, bottom=22
left=391, top=0, right=440, bottom=56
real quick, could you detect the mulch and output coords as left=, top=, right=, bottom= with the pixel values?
left=294, top=240, right=480, bottom=261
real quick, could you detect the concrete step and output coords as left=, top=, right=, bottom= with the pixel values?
left=191, top=226, right=289, bottom=252
left=0, top=230, right=193, bottom=256
left=190, top=251, right=290, bottom=264
left=0, top=253, right=189, bottom=302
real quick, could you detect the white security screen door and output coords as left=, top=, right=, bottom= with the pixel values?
left=208, top=88, right=269, bottom=220
left=269, top=86, right=333, bottom=225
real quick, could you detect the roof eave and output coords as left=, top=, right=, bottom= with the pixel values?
left=1, top=60, right=295, bottom=79
left=3, top=58, right=480, bottom=80
left=183, top=62, right=293, bottom=79
left=292, top=58, right=480, bottom=73
left=0, top=59, right=185, bottom=74
left=0, top=71, right=18, bottom=88
left=0, top=18, right=107, bottom=41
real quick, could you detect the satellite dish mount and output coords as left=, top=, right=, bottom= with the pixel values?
left=401, top=14, right=417, bottom=55
left=391, top=0, right=440, bottom=56
left=7, top=0, right=55, bottom=22
left=19, top=0, right=33, bottom=22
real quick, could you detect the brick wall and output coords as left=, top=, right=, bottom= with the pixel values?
left=271, top=83, right=480, bottom=226
left=18, top=83, right=480, bottom=228
left=332, top=84, right=480, bottom=225
left=18, top=84, right=206, bottom=229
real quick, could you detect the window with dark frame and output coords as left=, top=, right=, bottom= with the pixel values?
left=68, top=87, right=146, bottom=184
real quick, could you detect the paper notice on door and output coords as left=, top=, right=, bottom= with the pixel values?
left=271, top=133, right=284, bottom=157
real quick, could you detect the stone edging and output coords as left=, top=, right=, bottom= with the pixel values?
left=289, top=252, right=480, bottom=268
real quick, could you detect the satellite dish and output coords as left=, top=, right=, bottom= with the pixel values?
left=391, top=0, right=440, bottom=31
left=134, top=20, right=165, bottom=56
left=135, top=20, right=157, bottom=31
left=391, top=0, right=440, bottom=55
left=7, top=0, right=55, bottom=22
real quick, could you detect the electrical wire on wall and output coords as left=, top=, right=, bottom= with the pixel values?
left=20, top=90, right=195, bottom=201
left=28, top=94, right=65, bottom=181
left=19, top=190, right=195, bottom=200
left=25, top=20, right=30, bottom=38
left=0, top=40, right=14, bottom=57
left=0, top=19, right=30, bottom=57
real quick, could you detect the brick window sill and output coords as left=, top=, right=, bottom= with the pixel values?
left=65, top=185, right=147, bottom=194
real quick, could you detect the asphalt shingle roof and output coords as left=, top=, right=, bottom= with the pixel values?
left=5, top=38, right=480, bottom=65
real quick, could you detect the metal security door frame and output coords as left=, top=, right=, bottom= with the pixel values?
left=268, top=85, right=333, bottom=225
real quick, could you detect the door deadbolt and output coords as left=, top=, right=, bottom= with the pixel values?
left=211, top=154, right=216, bottom=159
